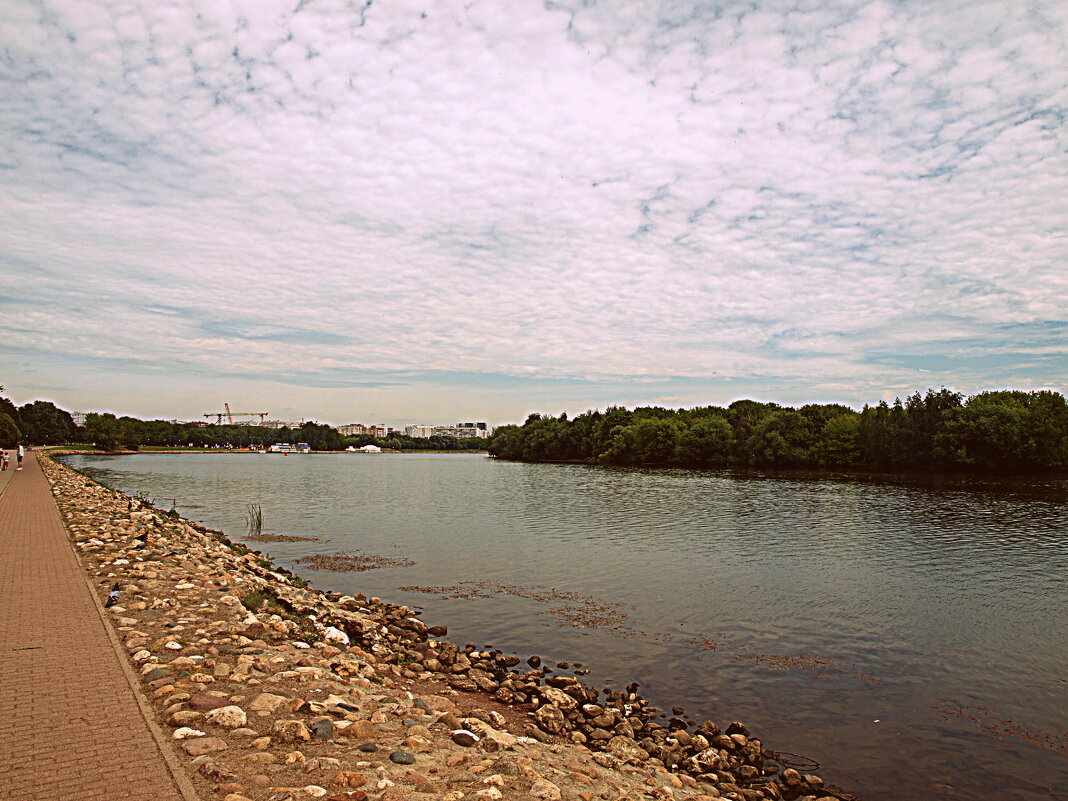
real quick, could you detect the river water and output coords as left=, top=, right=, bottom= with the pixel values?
left=60, top=452, right=1067, bottom=800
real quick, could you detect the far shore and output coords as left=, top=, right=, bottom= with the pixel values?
left=45, top=446, right=489, bottom=455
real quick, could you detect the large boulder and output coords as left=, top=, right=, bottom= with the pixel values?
left=533, top=704, right=568, bottom=735
left=249, top=692, right=289, bottom=713
left=205, top=705, right=248, bottom=729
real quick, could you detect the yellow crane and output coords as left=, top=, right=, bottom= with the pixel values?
left=203, top=404, right=270, bottom=425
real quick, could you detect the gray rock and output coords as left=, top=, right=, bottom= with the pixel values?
left=181, top=736, right=229, bottom=756
left=447, top=675, right=478, bottom=692
left=490, top=757, right=520, bottom=776
left=169, top=710, right=203, bottom=727
left=539, top=687, right=577, bottom=711
left=272, top=720, right=311, bottom=742
left=533, top=703, right=568, bottom=735
left=310, top=717, right=334, bottom=740
left=605, top=735, right=649, bottom=761
left=389, top=751, right=416, bottom=765
left=446, top=771, right=478, bottom=784
left=528, top=779, right=562, bottom=800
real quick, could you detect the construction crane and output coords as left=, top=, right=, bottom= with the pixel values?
left=203, top=403, right=270, bottom=425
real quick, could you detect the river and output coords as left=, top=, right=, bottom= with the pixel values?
left=59, top=452, right=1068, bottom=800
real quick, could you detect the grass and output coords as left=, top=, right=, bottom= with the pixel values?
left=239, top=590, right=281, bottom=613
left=238, top=588, right=321, bottom=641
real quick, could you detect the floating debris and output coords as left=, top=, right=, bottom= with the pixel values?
left=295, top=551, right=415, bottom=571
left=399, top=581, right=639, bottom=636
left=934, top=699, right=1068, bottom=755
left=245, top=533, right=322, bottom=543
left=685, top=638, right=882, bottom=685
left=686, top=636, right=719, bottom=651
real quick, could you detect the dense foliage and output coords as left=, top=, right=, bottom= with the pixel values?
left=0, top=413, right=20, bottom=448
left=488, top=389, right=1068, bottom=473
left=0, top=394, right=487, bottom=452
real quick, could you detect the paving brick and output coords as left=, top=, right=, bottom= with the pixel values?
left=0, top=453, right=188, bottom=801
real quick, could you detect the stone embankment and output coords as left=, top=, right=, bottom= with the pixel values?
left=42, top=456, right=854, bottom=801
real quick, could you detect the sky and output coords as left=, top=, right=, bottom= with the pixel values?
left=1, top=0, right=1065, bottom=427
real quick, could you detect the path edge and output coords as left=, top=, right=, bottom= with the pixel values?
left=43, top=454, right=203, bottom=801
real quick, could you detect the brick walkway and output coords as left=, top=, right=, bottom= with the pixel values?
left=0, top=452, right=195, bottom=801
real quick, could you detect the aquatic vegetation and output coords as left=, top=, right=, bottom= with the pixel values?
left=244, top=503, right=263, bottom=535
left=934, top=699, right=1068, bottom=755
left=399, top=581, right=639, bottom=637
left=295, top=551, right=415, bottom=571
left=245, top=532, right=321, bottom=543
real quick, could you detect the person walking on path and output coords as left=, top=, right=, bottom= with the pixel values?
left=1, top=451, right=7, bottom=471
left=16, top=442, right=25, bottom=470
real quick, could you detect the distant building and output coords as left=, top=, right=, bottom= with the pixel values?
left=455, top=421, right=492, bottom=438
left=404, top=422, right=493, bottom=439
left=404, top=424, right=436, bottom=439
left=337, top=423, right=387, bottom=438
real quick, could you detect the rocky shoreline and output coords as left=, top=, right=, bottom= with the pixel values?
left=43, top=455, right=856, bottom=801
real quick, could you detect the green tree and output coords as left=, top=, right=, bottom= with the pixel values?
left=83, top=413, right=123, bottom=450
left=598, top=424, right=639, bottom=465
left=0, top=413, right=21, bottom=448
left=816, top=413, right=860, bottom=467
left=118, top=417, right=142, bottom=450
left=937, top=390, right=1068, bottom=472
left=631, top=417, right=680, bottom=463
left=17, top=400, right=77, bottom=444
left=750, top=411, right=815, bottom=467
left=518, top=416, right=574, bottom=461
left=488, top=425, right=523, bottom=459
left=728, top=400, right=781, bottom=463
left=296, top=422, right=342, bottom=451
left=591, top=407, right=634, bottom=455
left=0, top=396, right=21, bottom=430
left=675, top=417, right=734, bottom=466
left=487, top=389, right=1067, bottom=474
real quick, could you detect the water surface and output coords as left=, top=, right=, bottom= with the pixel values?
left=62, top=453, right=1068, bottom=800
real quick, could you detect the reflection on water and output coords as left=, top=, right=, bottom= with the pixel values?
left=62, top=453, right=1068, bottom=801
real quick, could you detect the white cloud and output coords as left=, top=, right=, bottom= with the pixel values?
left=0, top=0, right=1065, bottom=424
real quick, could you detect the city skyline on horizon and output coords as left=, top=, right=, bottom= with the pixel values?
left=2, top=1, right=1065, bottom=423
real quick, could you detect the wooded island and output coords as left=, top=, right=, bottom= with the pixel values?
left=488, top=389, right=1068, bottom=473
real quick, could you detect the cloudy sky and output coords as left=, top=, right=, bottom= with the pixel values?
left=1, top=0, right=1065, bottom=426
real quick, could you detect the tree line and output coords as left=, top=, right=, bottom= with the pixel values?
left=0, top=397, right=487, bottom=452
left=487, top=389, right=1068, bottom=473
left=1, top=398, right=79, bottom=447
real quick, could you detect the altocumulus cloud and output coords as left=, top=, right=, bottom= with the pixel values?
left=0, top=0, right=1065, bottom=420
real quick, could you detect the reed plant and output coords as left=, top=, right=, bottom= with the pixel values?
left=245, top=503, right=264, bottom=535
